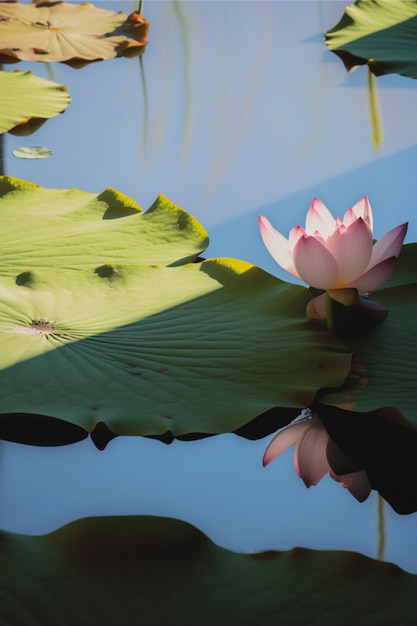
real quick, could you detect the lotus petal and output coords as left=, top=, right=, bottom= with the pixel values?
left=263, top=422, right=309, bottom=467
left=293, top=236, right=339, bottom=289
left=335, top=470, right=372, bottom=503
left=348, top=256, right=397, bottom=291
left=305, top=294, right=326, bottom=320
left=369, top=222, right=408, bottom=267
left=345, top=197, right=373, bottom=230
left=295, top=418, right=330, bottom=487
left=289, top=225, right=305, bottom=248
left=259, top=216, right=301, bottom=278
left=305, top=198, right=336, bottom=238
left=329, top=218, right=373, bottom=285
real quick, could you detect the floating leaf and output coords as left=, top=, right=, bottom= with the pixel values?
left=325, top=0, right=417, bottom=79
left=0, top=177, right=208, bottom=272
left=0, top=261, right=350, bottom=437
left=0, top=178, right=350, bottom=438
left=1, top=516, right=416, bottom=626
left=0, top=1, right=149, bottom=67
left=12, top=146, right=52, bottom=159
left=320, top=244, right=417, bottom=426
left=0, top=70, right=70, bottom=135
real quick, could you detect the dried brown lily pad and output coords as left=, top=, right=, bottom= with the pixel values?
left=0, top=1, right=149, bottom=68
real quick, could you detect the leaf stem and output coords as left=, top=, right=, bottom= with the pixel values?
left=0, top=132, right=4, bottom=177
left=368, top=66, right=383, bottom=148
left=138, top=0, right=143, bottom=14
left=377, top=493, right=386, bottom=561
left=0, top=63, right=3, bottom=176
left=139, top=55, right=149, bottom=155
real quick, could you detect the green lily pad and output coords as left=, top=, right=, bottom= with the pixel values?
left=0, top=70, right=70, bottom=135
left=0, top=177, right=208, bottom=272
left=320, top=244, right=417, bottom=426
left=0, top=178, right=351, bottom=438
left=12, top=146, right=52, bottom=159
left=0, top=1, right=148, bottom=67
left=325, top=0, right=417, bottom=78
left=1, top=515, right=416, bottom=626
left=0, top=261, right=350, bottom=437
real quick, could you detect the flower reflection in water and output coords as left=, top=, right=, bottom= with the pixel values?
left=263, top=410, right=372, bottom=502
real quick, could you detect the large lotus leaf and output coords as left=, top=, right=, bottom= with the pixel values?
left=0, top=2, right=148, bottom=67
left=1, top=515, right=416, bottom=626
left=0, top=177, right=208, bottom=272
left=319, top=243, right=417, bottom=425
left=325, top=0, right=417, bottom=79
left=0, top=70, right=70, bottom=135
left=0, top=261, right=350, bottom=437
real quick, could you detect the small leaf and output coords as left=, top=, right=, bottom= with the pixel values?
left=12, top=146, right=52, bottom=159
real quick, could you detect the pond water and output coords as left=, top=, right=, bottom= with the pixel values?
left=2, top=0, right=417, bottom=575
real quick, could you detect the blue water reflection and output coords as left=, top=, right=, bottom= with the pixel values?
left=2, top=433, right=417, bottom=574
left=3, top=0, right=417, bottom=573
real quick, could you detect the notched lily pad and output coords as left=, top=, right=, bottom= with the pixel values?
left=325, top=0, right=417, bottom=78
left=0, top=261, right=351, bottom=437
left=0, top=177, right=209, bottom=272
left=1, top=516, right=416, bottom=626
left=0, top=70, right=70, bottom=135
left=0, top=1, right=149, bottom=67
left=0, top=178, right=350, bottom=439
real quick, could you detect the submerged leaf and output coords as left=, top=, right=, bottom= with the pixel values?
left=0, top=516, right=416, bottom=626
left=0, top=70, right=70, bottom=135
left=325, top=0, right=417, bottom=79
left=0, top=1, right=149, bottom=67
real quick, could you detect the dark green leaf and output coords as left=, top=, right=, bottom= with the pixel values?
left=325, top=0, right=417, bottom=79
left=0, top=516, right=416, bottom=626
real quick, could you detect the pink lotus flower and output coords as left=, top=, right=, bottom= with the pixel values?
left=263, top=412, right=371, bottom=502
left=259, top=198, right=407, bottom=318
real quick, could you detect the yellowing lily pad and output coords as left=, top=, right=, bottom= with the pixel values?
left=0, top=70, right=70, bottom=135
left=1, top=516, right=416, bottom=626
left=0, top=1, right=149, bottom=67
left=325, top=0, right=417, bottom=78
left=0, top=177, right=208, bottom=272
